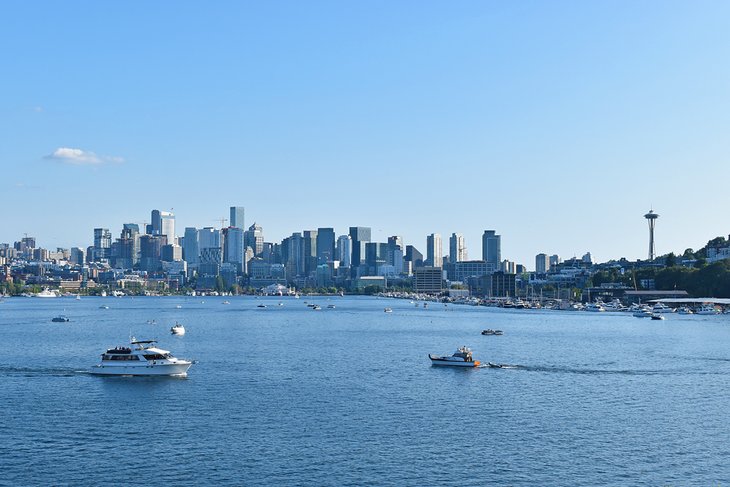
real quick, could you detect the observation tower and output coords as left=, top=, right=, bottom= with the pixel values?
left=644, top=209, right=659, bottom=261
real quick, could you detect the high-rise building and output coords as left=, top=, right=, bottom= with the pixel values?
left=285, top=233, right=305, bottom=278
left=482, top=230, right=501, bottom=270
left=198, top=227, right=222, bottom=264
left=535, top=253, right=548, bottom=274
left=230, top=206, right=245, bottom=230
left=244, top=223, right=264, bottom=256
left=426, top=233, right=442, bottom=268
left=151, top=210, right=175, bottom=241
left=405, top=245, right=424, bottom=269
left=70, top=247, right=85, bottom=266
left=93, top=228, right=111, bottom=262
left=116, top=224, right=140, bottom=269
left=183, top=227, right=199, bottom=264
left=303, top=230, right=318, bottom=276
left=223, top=226, right=245, bottom=273
left=549, top=254, right=561, bottom=270
left=316, top=228, right=335, bottom=265
left=139, top=235, right=164, bottom=272
left=349, top=227, right=371, bottom=276
left=336, top=235, right=352, bottom=268
left=449, top=233, right=467, bottom=263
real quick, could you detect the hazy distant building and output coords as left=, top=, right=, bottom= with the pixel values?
left=316, top=228, right=335, bottom=265
left=230, top=206, right=245, bottom=230
left=93, top=228, right=111, bottom=262
left=70, top=247, right=85, bottom=266
left=449, top=233, right=467, bottom=263
left=426, top=233, right=442, bottom=268
left=405, top=245, right=424, bottom=269
left=151, top=210, right=175, bottom=241
left=336, top=235, right=352, bottom=268
left=223, top=227, right=245, bottom=273
left=303, top=230, right=318, bottom=276
left=161, top=244, right=183, bottom=262
left=285, top=233, right=305, bottom=278
left=139, top=235, right=164, bottom=272
left=535, top=253, right=549, bottom=274
left=349, top=227, right=371, bottom=276
left=549, top=254, right=561, bottom=270
left=244, top=223, right=264, bottom=256
left=482, top=230, right=501, bottom=271
left=183, top=227, right=199, bottom=264
left=198, top=227, right=222, bottom=265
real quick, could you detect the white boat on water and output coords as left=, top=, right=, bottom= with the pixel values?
left=696, top=304, right=721, bottom=315
left=677, top=306, right=693, bottom=315
left=90, top=339, right=192, bottom=376
left=170, top=322, right=186, bottom=336
left=384, top=307, right=393, bottom=313
left=429, top=346, right=481, bottom=367
left=35, top=288, right=58, bottom=298
left=651, top=303, right=674, bottom=314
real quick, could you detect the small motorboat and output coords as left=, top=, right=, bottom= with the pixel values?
left=170, top=322, right=186, bottom=335
left=257, top=304, right=267, bottom=309
left=384, top=307, right=393, bottom=313
left=52, top=315, right=70, bottom=322
left=481, top=329, right=495, bottom=335
left=650, top=313, right=665, bottom=320
left=222, top=300, right=230, bottom=305
left=429, top=346, right=480, bottom=367
left=312, top=305, right=322, bottom=311
left=175, top=305, right=182, bottom=309
left=99, top=305, right=109, bottom=309
left=327, top=304, right=335, bottom=309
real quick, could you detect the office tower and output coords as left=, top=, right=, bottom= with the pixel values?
left=405, top=245, right=424, bottom=269
left=482, top=230, right=501, bottom=269
left=70, top=247, right=85, bottom=266
left=535, top=253, right=548, bottom=273
left=139, top=235, right=164, bottom=272
left=117, top=224, right=140, bottom=269
left=449, top=233, right=467, bottom=263
left=303, top=230, right=318, bottom=276
left=386, top=236, right=404, bottom=274
left=198, top=227, right=222, bottom=264
left=349, top=227, right=371, bottom=276
left=93, top=228, right=111, bottom=262
left=336, top=235, right=352, bottom=268
left=223, top=226, right=245, bottom=272
left=286, top=233, right=305, bottom=277
left=183, top=227, right=199, bottom=264
left=151, top=210, right=175, bottom=241
left=549, top=254, right=561, bottom=269
left=161, top=244, right=183, bottom=262
left=244, top=223, right=264, bottom=256
left=316, top=228, right=335, bottom=265
left=230, top=206, right=245, bottom=230
left=426, top=233, right=442, bottom=268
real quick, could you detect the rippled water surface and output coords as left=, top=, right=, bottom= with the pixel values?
left=1, top=296, right=729, bottom=485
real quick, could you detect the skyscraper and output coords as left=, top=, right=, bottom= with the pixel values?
left=223, top=226, right=245, bottom=273
left=303, top=230, right=318, bottom=276
left=426, top=233, right=442, bottom=268
left=244, top=223, right=264, bottom=256
left=316, top=228, right=335, bottom=265
left=336, top=235, right=352, bottom=268
left=349, top=227, right=371, bottom=277
left=449, top=233, right=467, bottom=263
left=230, top=206, right=245, bottom=230
left=151, top=209, right=175, bottom=241
left=482, top=230, right=501, bottom=270
left=535, top=253, right=548, bottom=273
left=198, top=227, right=222, bottom=264
left=183, top=227, right=199, bottom=264
left=93, top=228, right=111, bottom=262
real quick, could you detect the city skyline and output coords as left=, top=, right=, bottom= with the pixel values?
left=2, top=2, right=730, bottom=265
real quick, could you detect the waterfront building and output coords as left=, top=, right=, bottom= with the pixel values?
left=414, top=267, right=444, bottom=293
left=482, top=230, right=501, bottom=267
left=316, top=228, right=335, bottom=265
left=447, top=260, right=489, bottom=282
left=230, top=206, right=245, bottom=230
left=536, top=253, right=549, bottom=274
left=500, top=260, right=516, bottom=274
left=449, top=233, right=467, bottom=263
left=426, top=233, right=442, bottom=268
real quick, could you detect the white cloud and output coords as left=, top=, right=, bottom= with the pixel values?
left=45, top=147, right=124, bottom=166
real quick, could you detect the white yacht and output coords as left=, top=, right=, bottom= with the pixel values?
left=696, top=304, right=720, bottom=315
left=677, top=306, right=694, bottom=315
left=651, top=303, right=674, bottom=314
left=384, top=307, right=393, bottom=313
left=35, top=288, right=58, bottom=298
left=584, top=302, right=606, bottom=312
left=90, top=339, right=193, bottom=376
left=429, top=346, right=481, bottom=367
left=170, top=322, right=186, bottom=335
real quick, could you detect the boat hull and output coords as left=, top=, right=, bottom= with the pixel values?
left=429, top=355, right=479, bottom=367
left=90, top=362, right=192, bottom=376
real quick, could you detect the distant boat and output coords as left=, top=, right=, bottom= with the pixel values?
left=384, top=307, right=393, bottom=313
left=35, top=288, right=58, bottom=298
left=52, top=315, right=70, bottom=322
left=429, top=346, right=480, bottom=367
left=257, top=304, right=267, bottom=309
left=170, top=322, right=186, bottom=335
left=99, top=305, right=109, bottom=309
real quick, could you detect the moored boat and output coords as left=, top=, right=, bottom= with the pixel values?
left=429, top=346, right=480, bottom=367
left=90, top=338, right=193, bottom=376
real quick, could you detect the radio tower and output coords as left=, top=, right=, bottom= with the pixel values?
left=644, top=209, right=659, bottom=260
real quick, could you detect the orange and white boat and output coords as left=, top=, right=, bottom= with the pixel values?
left=429, top=346, right=480, bottom=367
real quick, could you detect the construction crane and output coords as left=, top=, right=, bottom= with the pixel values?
left=214, top=218, right=228, bottom=229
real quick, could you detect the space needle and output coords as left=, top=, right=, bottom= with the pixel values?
left=644, top=209, right=659, bottom=261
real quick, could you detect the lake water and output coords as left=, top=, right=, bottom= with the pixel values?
left=1, top=295, right=729, bottom=486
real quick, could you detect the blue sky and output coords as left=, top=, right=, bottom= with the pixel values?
left=2, top=1, right=729, bottom=268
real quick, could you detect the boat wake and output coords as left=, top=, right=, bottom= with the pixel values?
left=0, top=365, right=84, bottom=377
